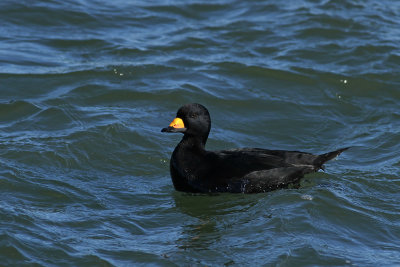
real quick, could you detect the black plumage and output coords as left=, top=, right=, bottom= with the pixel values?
left=162, top=103, right=348, bottom=193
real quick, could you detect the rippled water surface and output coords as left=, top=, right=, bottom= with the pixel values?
left=1, top=0, right=400, bottom=266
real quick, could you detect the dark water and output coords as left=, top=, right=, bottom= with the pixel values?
left=1, top=0, right=400, bottom=266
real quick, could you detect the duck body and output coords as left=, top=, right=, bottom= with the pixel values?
left=162, top=103, right=348, bottom=194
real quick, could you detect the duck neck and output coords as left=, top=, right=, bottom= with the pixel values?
left=179, top=134, right=207, bottom=152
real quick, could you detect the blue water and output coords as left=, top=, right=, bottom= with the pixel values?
left=1, top=0, right=400, bottom=266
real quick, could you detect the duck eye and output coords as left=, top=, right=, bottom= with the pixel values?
left=190, top=113, right=197, bottom=119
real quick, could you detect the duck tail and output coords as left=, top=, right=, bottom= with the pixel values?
left=314, top=147, right=350, bottom=170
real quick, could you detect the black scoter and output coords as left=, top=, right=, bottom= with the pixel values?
left=161, top=103, right=348, bottom=193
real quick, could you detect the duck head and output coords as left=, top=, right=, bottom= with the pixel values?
left=161, top=103, right=211, bottom=145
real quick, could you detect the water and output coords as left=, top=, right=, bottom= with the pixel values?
left=1, top=0, right=400, bottom=266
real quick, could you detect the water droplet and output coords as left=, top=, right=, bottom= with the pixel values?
left=301, top=194, right=313, bottom=200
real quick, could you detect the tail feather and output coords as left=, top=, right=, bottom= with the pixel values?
left=313, top=147, right=350, bottom=170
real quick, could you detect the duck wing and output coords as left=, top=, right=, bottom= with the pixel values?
left=218, top=147, right=349, bottom=170
left=203, top=149, right=289, bottom=178
left=239, top=166, right=316, bottom=193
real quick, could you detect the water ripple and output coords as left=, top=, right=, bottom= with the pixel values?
left=1, top=0, right=400, bottom=265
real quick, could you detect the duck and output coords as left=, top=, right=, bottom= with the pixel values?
left=161, top=103, right=349, bottom=193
